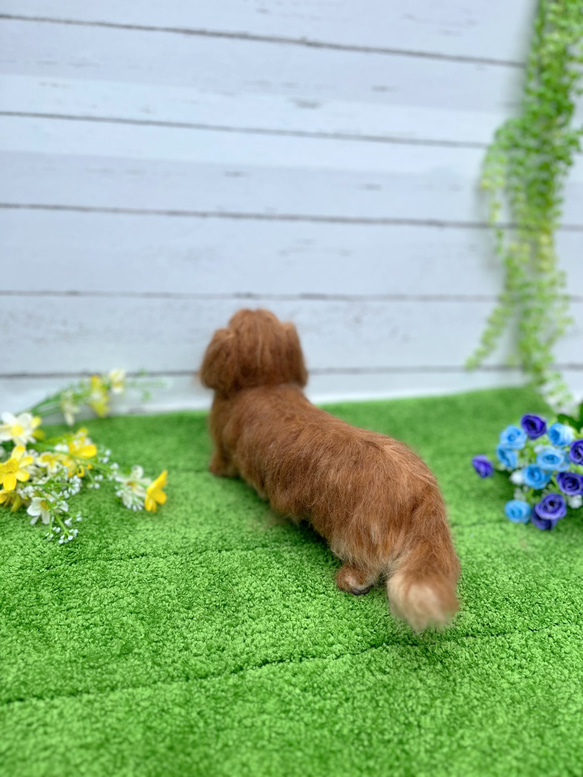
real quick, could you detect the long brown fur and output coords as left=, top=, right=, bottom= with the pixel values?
left=200, top=309, right=461, bottom=631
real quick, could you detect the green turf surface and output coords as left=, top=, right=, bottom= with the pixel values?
left=2, top=387, right=582, bottom=776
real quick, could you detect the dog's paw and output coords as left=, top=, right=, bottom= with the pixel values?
left=335, top=564, right=377, bottom=596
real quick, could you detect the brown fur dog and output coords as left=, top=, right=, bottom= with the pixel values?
left=200, top=309, right=460, bottom=631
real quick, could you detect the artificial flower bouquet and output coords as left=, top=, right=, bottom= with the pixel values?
left=472, top=402, right=583, bottom=529
left=0, top=370, right=167, bottom=544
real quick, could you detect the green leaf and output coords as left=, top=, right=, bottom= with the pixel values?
left=557, top=413, right=578, bottom=428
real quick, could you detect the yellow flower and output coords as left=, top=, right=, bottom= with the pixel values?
left=0, top=445, right=35, bottom=491
left=59, top=429, right=97, bottom=477
left=37, top=451, right=65, bottom=476
left=145, top=470, right=168, bottom=512
left=88, top=376, right=110, bottom=417
left=69, top=429, right=97, bottom=460
left=0, top=412, right=42, bottom=446
left=0, top=489, right=24, bottom=512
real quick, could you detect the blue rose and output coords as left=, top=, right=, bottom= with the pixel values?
left=520, top=414, right=547, bottom=440
left=472, top=455, right=494, bottom=478
left=569, top=439, right=583, bottom=466
left=504, top=500, right=531, bottom=523
left=536, top=446, right=570, bottom=472
left=496, top=445, right=518, bottom=470
left=531, top=493, right=567, bottom=530
left=556, top=472, right=583, bottom=496
left=548, top=423, right=575, bottom=447
left=499, top=425, right=527, bottom=450
left=522, top=464, right=552, bottom=490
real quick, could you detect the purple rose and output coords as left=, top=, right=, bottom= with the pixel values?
left=472, top=455, right=494, bottom=478
left=556, top=472, right=583, bottom=496
left=532, top=493, right=567, bottom=530
left=569, top=439, right=583, bottom=466
left=531, top=513, right=556, bottom=531
left=520, top=414, right=547, bottom=440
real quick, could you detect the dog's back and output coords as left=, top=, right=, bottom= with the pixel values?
left=201, top=309, right=460, bottom=631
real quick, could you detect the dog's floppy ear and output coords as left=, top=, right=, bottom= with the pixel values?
left=200, top=327, right=237, bottom=395
left=283, top=322, right=308, bottom=388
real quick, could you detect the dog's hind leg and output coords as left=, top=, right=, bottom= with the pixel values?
left=209, top=448, right=238, bottom=478
left=335, top=564, right=379, bottom=596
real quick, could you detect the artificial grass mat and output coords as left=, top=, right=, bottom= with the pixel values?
left=1, top=387, right=583, bottom=776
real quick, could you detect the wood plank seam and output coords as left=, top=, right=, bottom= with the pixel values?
left=2, top=204, right=583, bottom=232
left=0, top=14, right=525, bottom=69
left=0, top=113, right=490, bottom=150
left=1, top=291, right=582, bottom=303
left=2, top=366, right=582, bottom=380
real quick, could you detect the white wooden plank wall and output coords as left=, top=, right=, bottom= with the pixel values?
left=0, top=1, right=581, bottom=415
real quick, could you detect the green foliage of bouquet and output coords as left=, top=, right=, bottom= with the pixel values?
left=0, top=370, right=167, bottom=544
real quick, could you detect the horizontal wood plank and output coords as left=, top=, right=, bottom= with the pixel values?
left=2, top=208, right=583, bottom=297
left=4, top=367, right=583, bottom=418
left=0, top=370, right=541, bottom=416
left=0, top=0, right=535, bottom=63
left=0, top=19, right=524, bottom=145
left=1, top=296, right=581, bottom=376
left=2, top=117, right=583, bottom=225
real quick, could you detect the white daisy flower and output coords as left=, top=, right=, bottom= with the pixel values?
left=0, top=412, right=42, bottom=446
left=108, top=368, right=126, bottom=395
left=115, top=465, right=149, bottom=509
left=60, top=391, right=79, bottom=426
left=27, top=496, right=54, bottom=525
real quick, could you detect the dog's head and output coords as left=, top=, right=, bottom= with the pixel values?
left=200, top=309, right=308, bottom=396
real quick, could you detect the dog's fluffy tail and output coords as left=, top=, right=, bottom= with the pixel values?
left=386, top=496, right=460, bottom=632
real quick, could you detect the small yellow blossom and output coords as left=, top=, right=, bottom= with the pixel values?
left=0, top=412, right=42, bottom=446
left=108, top=369, right=126, bottom=395
left=145, top=470, right=168, bottom=512
left=0, top=489, right=24, bottom=512
left=88, top=376, right=110, bottom=417
left=57, top=429, right=97, bottom=477
left=37, top=451, right=65, bottom=476
left=68, top=429, right=97, bottom=460
left=0, top=446, right=35, bottom=491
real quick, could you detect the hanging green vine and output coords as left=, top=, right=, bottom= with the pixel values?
left=467, top=0, right=583, bottom=407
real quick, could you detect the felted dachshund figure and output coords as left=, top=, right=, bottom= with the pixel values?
left=200, top=309, right=460, bottom=631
